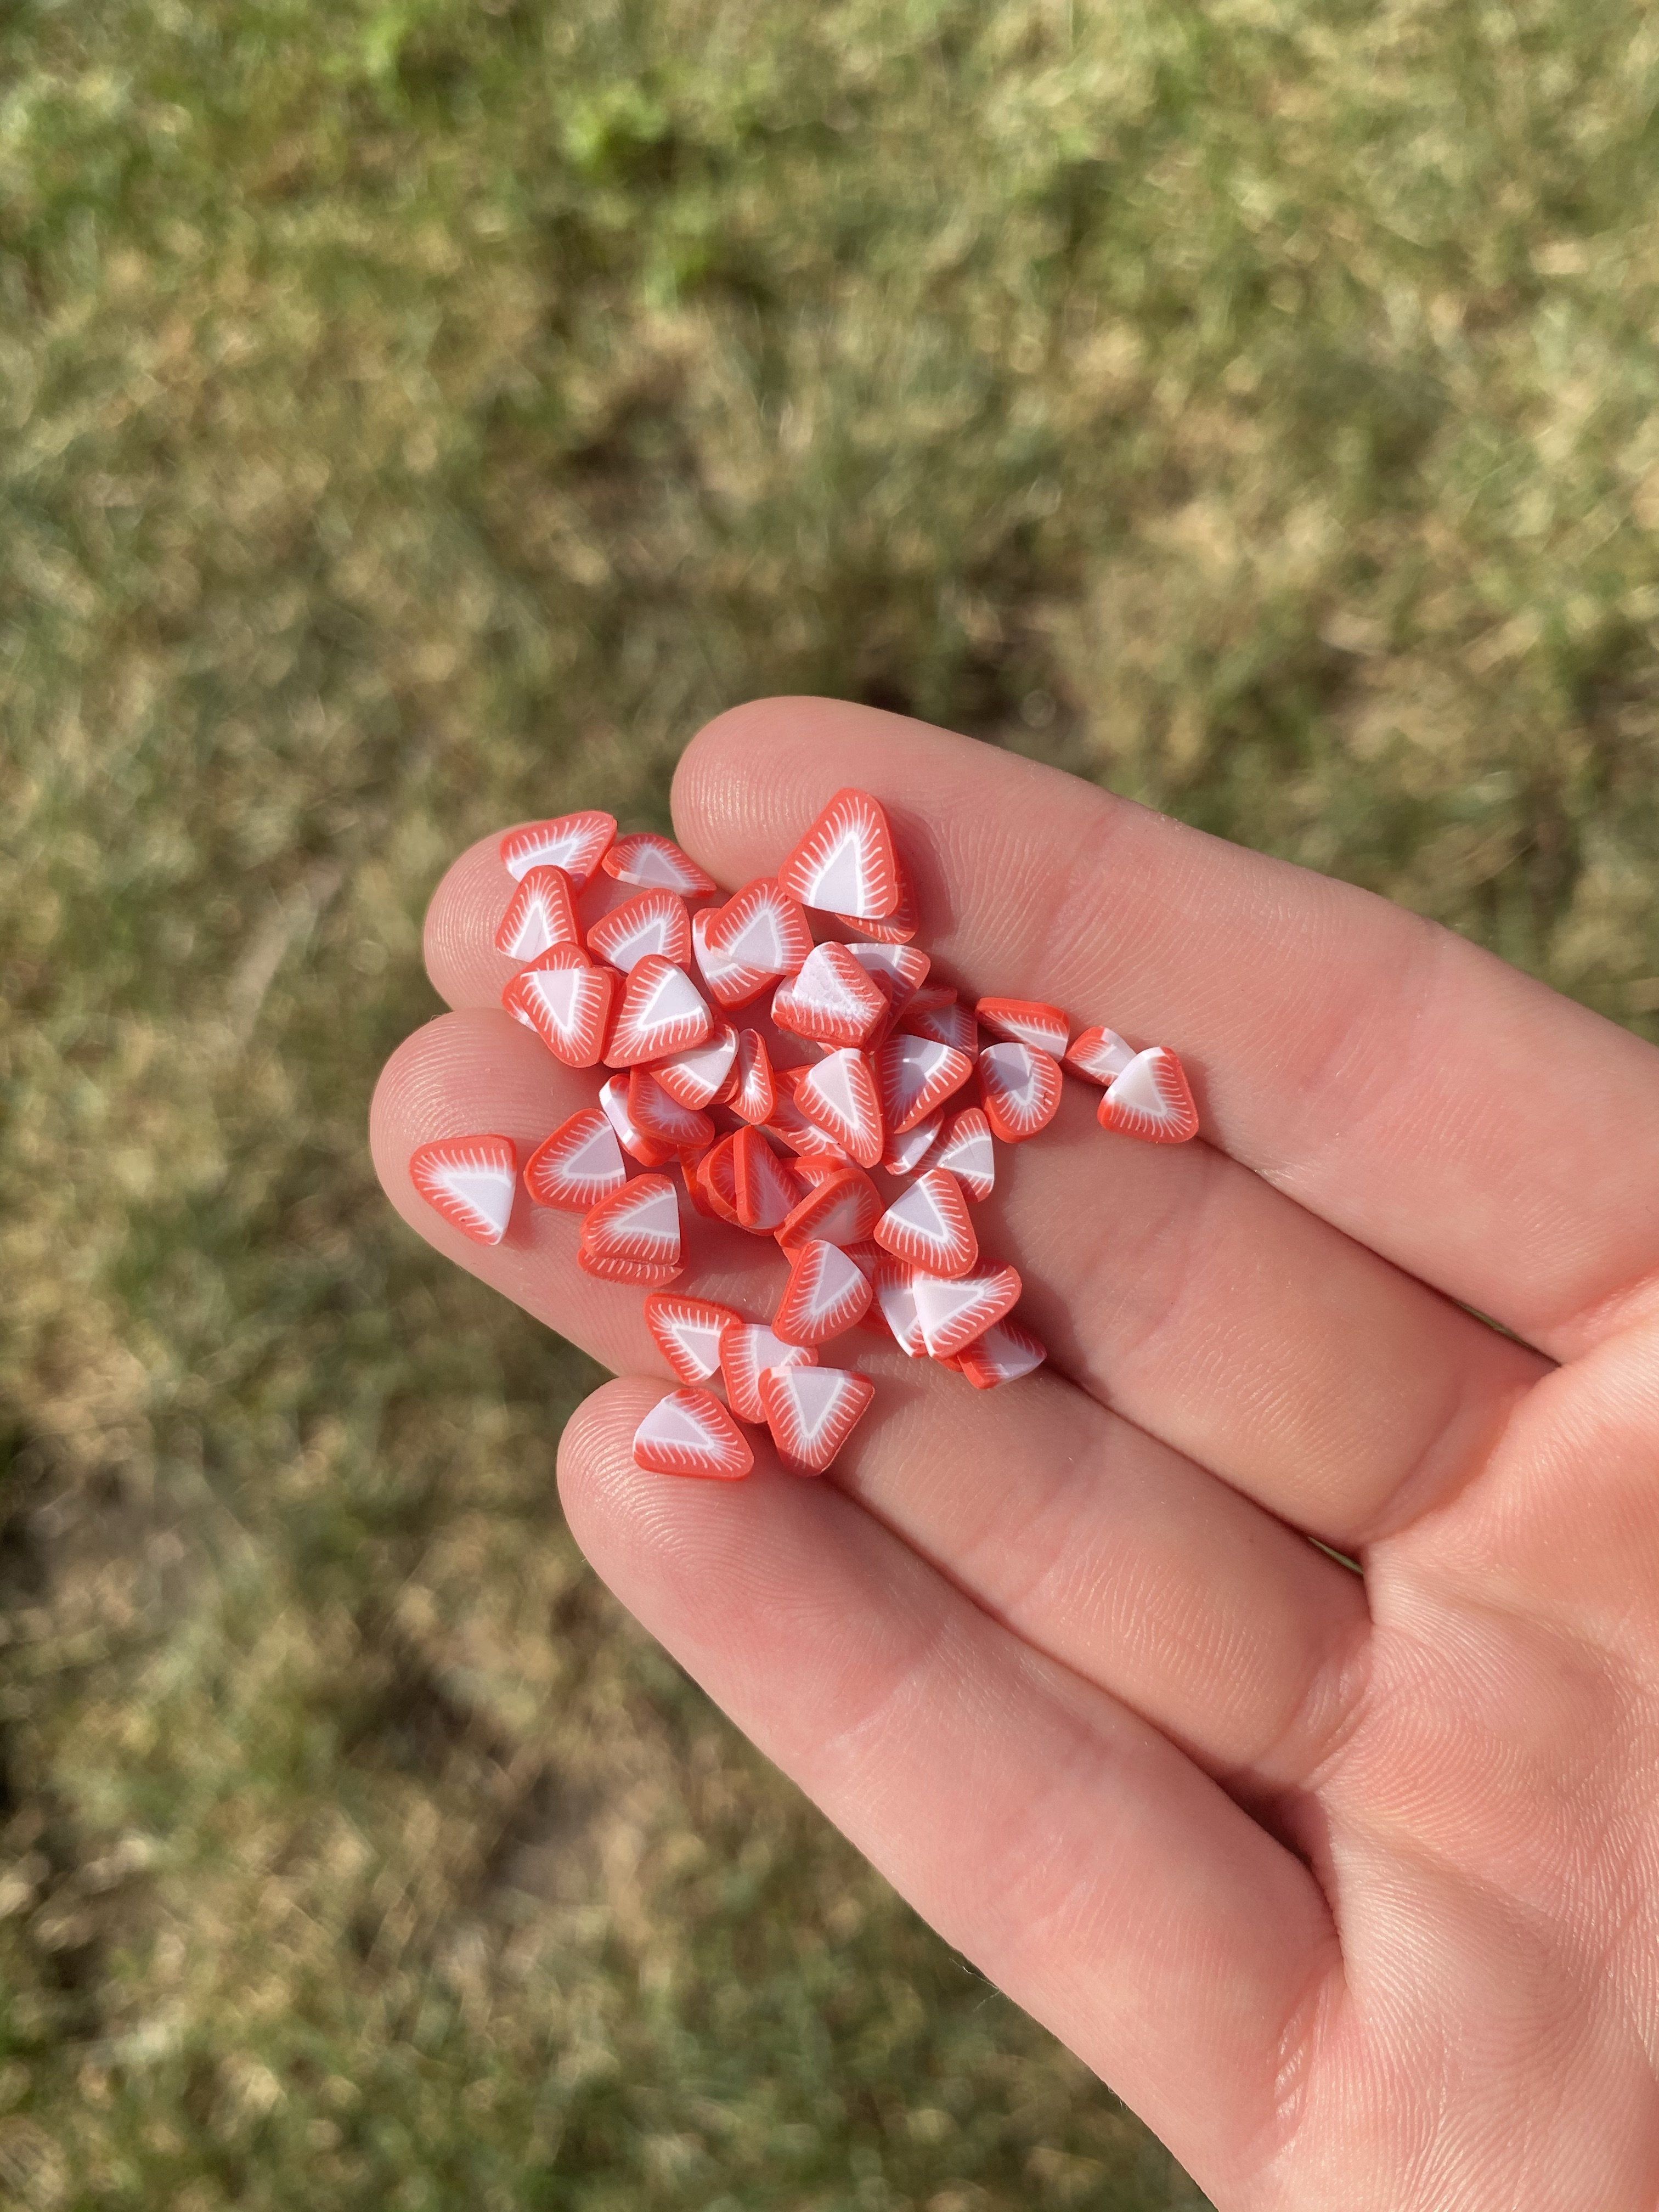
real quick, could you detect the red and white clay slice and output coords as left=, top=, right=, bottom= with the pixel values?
left=793, top=1048, right=885, bottom=1169
left=524, top=1107, right=627, bottom=1211
left=770, top=941, right=888, bottom=1048
left=580, top=1173, right=682, bottom=1280
left=831, top=854, right=917, bottom=943
left=727, top=1028, right=777, bottom=1125
left=873, top=1167, right=977, bottom=1279
left=950, top=1318, right=1047, bottom=1390
left=503, top=946, right=616, bottom=1069
left=409, top=1135, right=518, bottom=1246
left=763, top=1088, right=850, bottom=1164
left=975, top=997, right=1070, bottom=1057
left=586, top=888, right=693, bottom=975
left=603, top=832, right=718, bottom=898
left=876, top=1032, right=973, bottom=1136
left=606, top=956, right=713, bottom=1067
left=777, top=1167, right=883, bottom=1251
left=731, top=1127, right=799, bottom=1233
left=627, top=1068, right=715, bottom=1154
left=777, top=789, right=900, bottom=922
left=631, top=1387, right=753, bottom=1480
left=924, top=1105, right=995, bottom=1201
left=843, top=941, right=929, bottom=1017
left=1064, top=1025, right=1137, bottom=1085
left=1097, top=1046, right=1199, bottom=1143
left=978, top=1041, right=1063, bottom=1144
left=599, top=1074, right=674, bottom=1168
left=760, top=1363, right=876, bottom=1474
left=495, top=866, right=579, bottom=961
left=881, top=1109, right=941, bottom=1178
left=644, top=1293, right=743, bottom=1385
left=900, top=990, right=979, bottom=1058
left=719, top=1322, right=818, bottom=1425
left=911, top=1262, right=1022, bottom=1359
left=772, top=1238, right=874, bottom=1347
left=696, top=878, right=812, bottom=1005
left=652, top=1023, right=738, bottom=1110
left=500, top=811, right=616, bottom=886
left=873, top=1255, right=926, bottom=1357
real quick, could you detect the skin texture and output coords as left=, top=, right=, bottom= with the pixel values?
left=372, top=698, right=1659, bottom=2211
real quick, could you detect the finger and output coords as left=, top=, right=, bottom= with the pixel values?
left=557, top=1376, right=1342, bottom=2207
left=371, top=1011, right=1372, bottom=1803
left=672, top=699, right=1659, bottom=1361
left=417, top=816, right=1545, bottom=1548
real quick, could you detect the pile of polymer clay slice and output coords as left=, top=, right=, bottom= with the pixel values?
left=409, top=791, right=1198, bottom=1482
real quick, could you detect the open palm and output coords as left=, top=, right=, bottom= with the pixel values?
left=372, top=699, right=1659, bottom=2210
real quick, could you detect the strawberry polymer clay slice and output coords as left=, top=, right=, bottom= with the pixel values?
left=598, top=1074, right=674, bottom=1169
left=951, top=1319, right=1047, bottom=1390
left=1097, top=1046, right=1199, bottom=1143
left=697, top=878, right=812, bottom=1006
left=770, top=941, right=888, bottom=1049
left=695, top=1133, right=744, bottom=1224
left=586, top=888, right=693, bottom=975
left=900, top=988, right=978, bottom=1058
left=603, top=832, right=718, bottom=898
left=777, top=788, right=900, bottom=922
left=1064, top=1025, right=1137, bottom=1086
left=731, top=1127, right=799, bottom=1233
left=644, top=1293, right=743, bottom=1385
left=873, top=1255, right=926, bottom=1356
left=524, top=1107, right=627, bottom=1211
left=793, top=1048, right=884, bottom=1169
left=631, top=1388, right=753, bottom=1480
left=876, top=1032, right=973, bottom=1136
left=409, top=1135, right=517, bottom=1246
left=911, top=1263, right=1022, bottom=1360
left=978, top=1041, right=1063, bottom=1144
left=831, top=853, right=917, bottom=944
left=975, top=997, right=1070, bottom=1057
left=579, top=1173, right=682, bottom=1282
left=772, top=1239, right=873, bottom=1347
left=628, top=1068, right=715, bottom=1154
left=776, top=1166, right=883, bottom=1251
left=606, top=956, right=712, bottom=1067
left=653, top=1023, right=738, bottom=1111
left=719, top=1322, right=817, bottom=1425
left=499, top=811, right=617, bottom=886
left=843, top=941, right=929, bottom=1018
left=764, top=1087, right=849, bottom=1164
left=690, top=906, right=765, bottom=1011
left=923, top=1105, right=995, bottom=1201
left=495, top=866, right=580, bottom=962
left=727, top=1028, right=776, bottom=1125
left=881, top=1109, right=941, bottom=1179
left=503, top=947, right=617, bottom=1069
left=760, top=1364, right=876, bottom=1475
left=873, top=1167, right=977, bottom=1279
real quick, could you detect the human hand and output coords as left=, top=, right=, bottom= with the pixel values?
left=372, top=698, right=1659, bottom=2211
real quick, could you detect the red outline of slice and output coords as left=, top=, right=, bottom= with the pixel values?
left=873, top=1167, right=977, bottom=1278
left=409, top=1135, right=518, bottom=1245
left=772, top=1239, right=874, bottom=1347
left=1097, top=1046, right=1199, bottom=1143
left=777, top=788, right=899, bottom=920
left=606, top=956, right=713, bottom=1067
left=524, top=1108, right=627, bottom=1211
left=759, top=1363, right=876, bottom=1474
left=495, top=866, right=580, bottom=961
left=502, top=949, right=616, bottom=1068
left=499, top=811, right=616, bottom=885
left=644, top=1294, right=744, bottom=1384
left=978, top=1042, right=1063, bottom=1143
left=632, top=1387, right=753, bottom=1479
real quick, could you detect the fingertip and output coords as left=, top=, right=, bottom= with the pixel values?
left=422, top=832, right=521, bottom=1008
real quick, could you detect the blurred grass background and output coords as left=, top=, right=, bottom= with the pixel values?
left=4, top=0, right=1659, bottom=2203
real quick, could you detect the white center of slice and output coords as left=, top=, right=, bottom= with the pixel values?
left=799, top=826, right=868, bottom=915
left=982, top=1043, right=1040, bottom=1107
left=566, top=1119, right=625, bottom=1182
left=617, top=1181, right=680, bottom=1242
left=800, top=1243, right=865, bottom=1321
left=912, top=1271, right=995, bottom=1352
left=881, top=1177, right=953, bottom=1252
left=441, top=1165, right=515, bottom=1238
left=635, top=963, right=706, bottom=1033
left=528, top=964, right=588, bottom=1031
left=636, top=1394, right=719, bottom=1453
left=1105, top=1048, right=1171, bottom=1117
left=771, top=1364, right=851, bottom=1445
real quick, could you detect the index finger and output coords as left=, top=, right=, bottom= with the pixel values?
left=672, top=698, right=1659, bottom=1360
